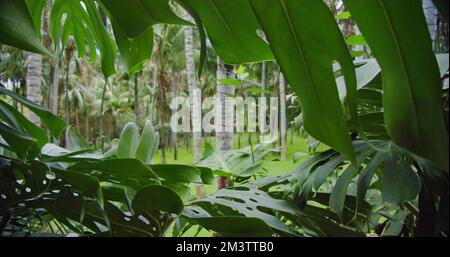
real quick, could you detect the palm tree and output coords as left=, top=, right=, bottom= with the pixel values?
left=26, top=53, right=42, bottom=126
left=216, top=58, right=235, bottom=189
left=279, top=73, right=287, bottom=161
left=183, top=12, right=202, bottom=164
left=423, top=0, right=438, bottom=48
left=134, top=73, right=140, bottom=123
left=259, top=62, right=267, bottom=142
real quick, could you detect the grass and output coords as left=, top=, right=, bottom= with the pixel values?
left=152, top=130, right=328, bottom=236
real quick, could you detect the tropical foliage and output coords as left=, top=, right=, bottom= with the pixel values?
left=0, top=0, right=448, bottom=237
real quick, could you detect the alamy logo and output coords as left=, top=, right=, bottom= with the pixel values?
left=170, top=89, right=279, bottom=143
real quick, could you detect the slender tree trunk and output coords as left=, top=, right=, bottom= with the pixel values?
left=64, top=39, right=74, bottom=145
left=171, top=73, right=178, bottom=161
left=134, top=73, right=140, bottom=123
left=64, top=69, right=70, bottom=130
left=12, top=81, right=17, bottom=109
left=51, top=35, right=61, bottom=115
left=157, top=71, right=168, bottom=164
left=26, top=54, right=42, bottom=126
left=271, top=73, right=279, bottom=149
left=149, top=63, right=158, bottom=123
left=279, top=73, right=287, bottom=161
left=259, top=62, right=267, bottom=142
left=423, top=0, right=438, bottom=48
left=84, top=109, right=89, bottom=142
left=183, top=13, right=202, bottom=163
left=106, top=112, right=111, bottom=145
left=216, top=59, right=235, bottom=189
left=75, top=104, right=80, bottom=133
left=99, top=80, right=107, bottom=150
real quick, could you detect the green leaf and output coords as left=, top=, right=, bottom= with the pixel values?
left=193, top=188, right=299, bottom=235
left=51, top=0, right=117, bottom=78
left=345, top=35, right=367, bottom=45
left=53, top=168, right=103, bottom=208
left=183, top=215, right=273, bottom=237
left=117, top=122, right=140, bottom=159
left=382, top=155, right=421, bottom=204
left=0, top=99, right=48, bottom=148
left=99, top=0, right=191, bottom=38
left=103, top=201, right=166, bottom=236
left=356, top=152, right=389, bottom=210
left=54, top=186, right=86, bottom=224
left=175, top=0, right=207, bottom=77
left=111, top=20, right=153, bottom=76
left=184, top=0, right=273, bottom=64
left=0, top=122, right=35, bottom=159
left=312, top=156, right=345, bottom=190
left=336, top=11, right=351, bottom=20
left=82, top=0, right=117, bottom=78
left=249, top=0, right=357, bottom=163
left=0, top=87, right=65, bottom=139
left=135, top=121, right=158, bottom=164
left=150, top=164, right=201, bottom=183
left=25, top=0, right=47, bottom=39
left=344, top=0, right=449, bottom=171
left=69, top=159, right=159, bottom=180
left=132, top=185, right=184, bottom=214
left=0, top=161, right=50, bottom=209
left=329, top=166, right=358, bottom=219
left=196, top=166, right=215, bottom=185
left=0, top=0, right=50, bottom=55
left=102, top=186, right=133, bottom=212
left=218, top=78, right=241, bottom=87
left=65, top=126, right=91, bottom=151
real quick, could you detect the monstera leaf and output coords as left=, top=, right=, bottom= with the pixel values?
left=249, top=0, right=358, bottom=164
left=0, top=0, right=50, bottom=55
left=196, top=143, right=277, bottom=178
left=344, top=0, right=449, bottom=171
left=50, top=0, right=116, bottom=77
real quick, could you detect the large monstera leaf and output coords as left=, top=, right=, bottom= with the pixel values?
left=179, top=0, right=274, bottom=64
left=196, top=143, right=277, bottom=178
left=0, top=0, right=50, bottom=55
left=184, top=187, right=299, bottom=236
left=50, top=0, right=117, bottom=77
left=99, top=0, right=190, bottom=38
left=111, top=20, right=154, bottom=76
left=344, top=0, right=449, bottom=172
left=248, top=0, right=358, bottom=164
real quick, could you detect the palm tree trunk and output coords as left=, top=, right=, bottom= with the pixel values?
left=51, top=35, right=61, bottom=115
left=157, top=71, right=168, bottom=164
left=12, top=80, right=17, bottom=109
left=149, top=63, right=158, bottom=123
left=75, top=104, right=80, bottom=133
left=270, top=73, right=279, bottom=149
left=171, top=73, right=178, bottom=161
left=107, top=112, right=111, bottom=145
left=26, top=54, right=42, bottom=126
left=216, top=59, right=235, bottom=189
left=183, top=14, right=202, bottom=163
left=259, top=62, right=267, bottom=142
left=64, top=39, right=74, bottom=145
left=84, top=109, right=89, bottom=142
left=423, top=0, right=438, bottom=48
left=279, top=73, right=287, bottom=161
left=134, top=73, right=140, bottom=123
left=99, top=81, right=107, bottom=150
